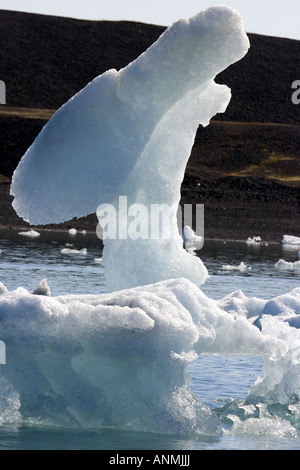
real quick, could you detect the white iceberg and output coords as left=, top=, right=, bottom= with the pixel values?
left=182, top=225, right=203, bottom=254
left=61, top=248, right=88, bottom=256
left=275, top=259, right=300, bottom=270
left=182, top=226, right=200, bottom=242
left=246, top=236, right=262, bottom=244
left=18, top=229, right=40, bottom=238
left=7, top=7, right=300, bottom=434
left=10, top=6, right=249, bottom=292
left=31, top=279, right=51, bottom=296
left=222, top=261, right=251, bottom=272
left=0, top=282, right=8, bottom=295
left=282, top=235, right=300, bottom=246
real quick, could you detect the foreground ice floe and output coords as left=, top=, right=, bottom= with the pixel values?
left=1, top=277, right=300, bottom=433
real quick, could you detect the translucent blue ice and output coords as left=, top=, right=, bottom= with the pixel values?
left=11, top=6, right=249, bottom=290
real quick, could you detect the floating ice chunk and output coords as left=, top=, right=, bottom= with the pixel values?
left=32, top=279, right=51, bottom=296
left=61, top=248, right=87, bottom=256
left=18, top=229, right=40, bottom=238
left=183, top=226, right=198, bottom=242
left=10, top=6, right=250, bottom=291
left=282, top=235, right=300, bottom=246
left=275, top=259, right=294, bottom=270
left=182, top=226, right=203, bottom=251
left=0, top=282, right=8, bottom=295
left=275, top=259, right=300, bottom=270
left=68, top=228, right=86, bottom=235
left=246, top=236, right=261, bottom=244
left=94, top=257, right=102, bottom=264
left=222, top=262, right=251, bottom=272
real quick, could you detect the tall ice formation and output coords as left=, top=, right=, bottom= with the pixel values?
left=10, top=7, right=250, bottom=290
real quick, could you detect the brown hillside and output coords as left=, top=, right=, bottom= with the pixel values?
left=1, top=9, right=299, bottom=124
left=0, top=10, right=299, bottom=241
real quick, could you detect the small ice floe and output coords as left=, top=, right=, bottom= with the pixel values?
left=68, top=228, right=86, bottom=236
left=32, top=279, right=51, bottom=296
left=222, top=261, right=251, bottom=272
left=61, top=247, right=88, bottom=256
left=94, top=257, right=103, bottom=264
left=18, top=229, right=40, bottom=238
left=275, top=259, right=300, bottom=271
left=246, top=236, right=261, bottom=244
left=183, top=226, right=196, bottom=242
left=282, top=235, right=300, bottom=246
left=0, top=282, right=8, bottom=295
left=182, top=226, right=202, bottom=242
left=182, top=226, right=203, bottom=252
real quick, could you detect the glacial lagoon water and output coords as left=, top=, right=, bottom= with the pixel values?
left=0, top=228, right=299, bottom=450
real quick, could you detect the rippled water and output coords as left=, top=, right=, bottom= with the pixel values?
left=0, top=228, right=299, bottom=450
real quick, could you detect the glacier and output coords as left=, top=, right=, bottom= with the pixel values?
left=4, top=6, right=300, bottom=436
